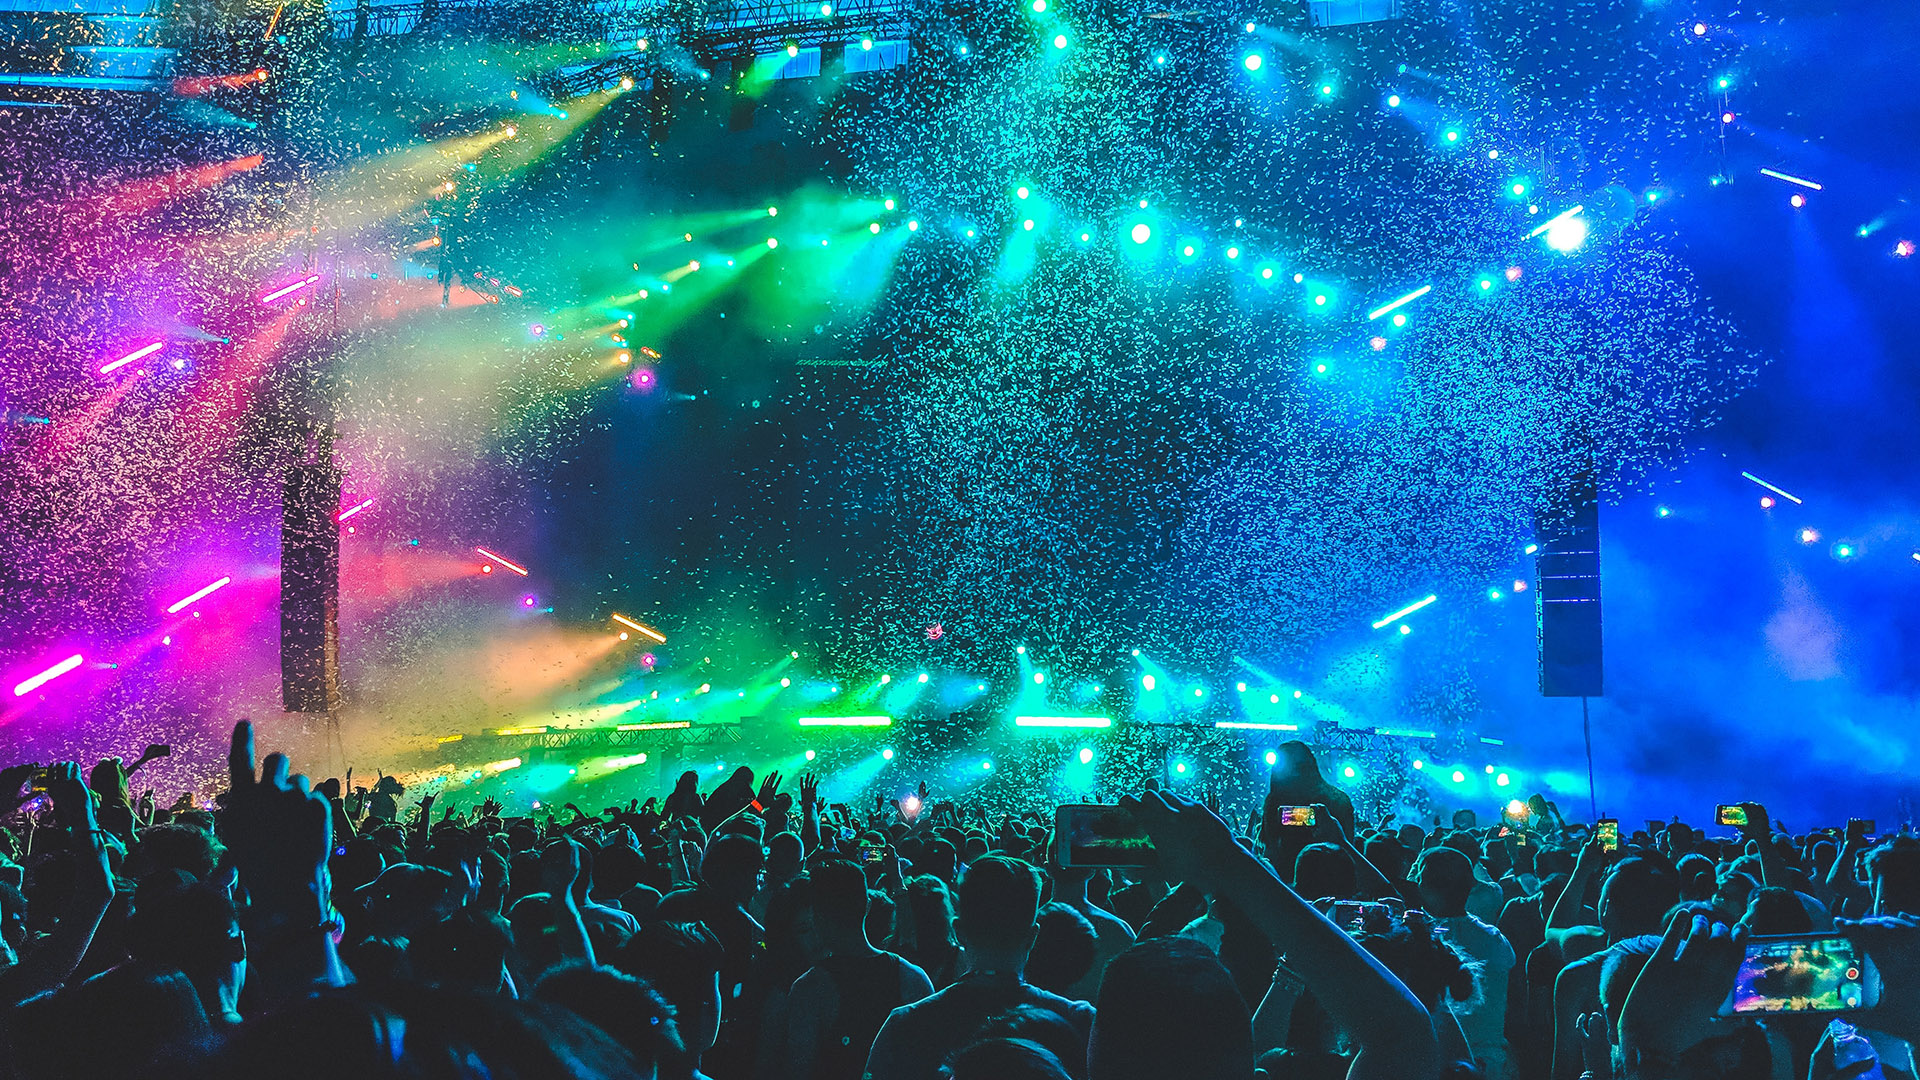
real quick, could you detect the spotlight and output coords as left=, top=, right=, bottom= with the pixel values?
left=1451, top=770, right=1466, bottom=783
left=1833, top=542, right=1855, bottom=560
left=1236, top=681, right=1247, bottom=692
left=1387, top=94, right=1401, bottom=107
left=982, top=759, right=994, bottom=771
left=1343, top=765, right=1356, bottom=778
left=1545, top=216, right=1589, bottom=252
left=1657, top=505, right=1672, bottom=518
left=1264, top=751, right=1278, bottom=766
left=1799, top=528, right=1819, bottom=544
left=1141, top=674, right=1156, bottom=691
left=1130, top=223, right=1151, bottom=243
left=805, top=749, right=817, bottom=761
left=1244, top=54, right=1263, bottom=71
left=1174, top=762, right=1188, bottom=774
left=1760, top=496, right=1775, bottom=508
left=882, top=747, right=895, bottom=760
left=1412, top=759, right=1424, bottom=769
left=1033, top=672, right=1046, bottom=684
left=780, top=677, right=791, bottom=687
left=1496, top=773, right=1511, bottom=786
left=1692, top=21, right=1707, bottom=35
left=870, top=222, right=881, bottom=233
left=1485, top=764, right=1496, bottom=774
left=1053, top=33, right=1067, bottom=48
left=861, top=37, right=873, bottom=49
left=1790, top=193, right=1806, bottom=208
left=1079, top=747, right=1094, bottom=764
left=917, top=672, right=929, bottom=683
left=880, top=673, right=893, bottom=684
left=1016, top=185, right=1031, bottom=199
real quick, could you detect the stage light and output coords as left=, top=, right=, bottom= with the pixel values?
left=611, top=614, right=665, bottom=643
left=1226, top=247, right=1240, bottom=259
left=1657, top=505, right=1672, bottom=518
left=1392, top=313, right=1407, bottom=327
left=262, top=275, right=320, bottom=304
left=1016, top=186, right=1031, bottom=200
left=1800, top=528, right=1819, bottom=544
left=495, top=725, right=548, bottom=735
left=1545, top=215, right=1589, bottom=252
left=1016, top=645, right=1027, bottom=654
left=861, top=37, right=874, bottom=49
left=1313, top=294, right=1328, bottom=306
left=1343, top=765, right=1356, bottom=778
left=916, top=672, right=929, bottom=683
left=1236, top=681, right=1247, bottom=692
left=880, top=673, right=892, bottom=684
left=1897, top=240, right=1916, bottom=257
left=1023, top=219, right=1035, bottom=231
left=1053, top=33, right=1067, bottom=48
left=477, top=547, right=529, bottom=576
left=1513, top=579, right=1528, bottom=592
left=1270, top=694, right=1280, bottom=703
left=1412, top=759, right=1424, bottom=769
left=1261, top=268, right=1274, bottom=279
left=1488, top=587, right=1503, bottom=600
left=1692, top=21, right=1707, bottom=35
left=1314, top=363, right=1328, bottom=374
left=1759, top=168, right=1823, bottom=191
left=1182, top=245, right=1194, bottom=256
left=101, top=341, right=163, bottom=375
left=1076, top=747, right=1095, bottom=765
left=1790, top=194, right=1806, bottom=208
left=1444, top=128, right=1461, bottom=142
left=1367, top=284, right=1431, bottom=321
left=1244, top=54, right=1263, bottom=71
left=1398, top=624, right=1412, bottom=635
left=1033, top=672, right=1046, bottom=684
left=805, top=749, right=817, bottom=761
left=1497, top=773, right=1511, bottom=786
left=982, top=759, right=994, bottom=771
left=1192, top=687, right=1204, bottom=697
left=617, top=721, right=690, bottom=731
left=1505, top=266, right=1523, bottom=281
left=1834, top=542, right=1855, bottom=559
left=1319, top=83, right=1333, bottom=96
left=799, top=716, right=893, bottom=726
left=1016, top=715, right=1111, bottom=728
left=1174, top=762, right=1188, bottom=774
left=882, top=747, right=895, bottom=759
left=1721, top=112, right=1735, bottom=124
left=1131, top=223, right=1151, bottom=244
left=485, top=757, right=523, bottom=772
left=1216, top=721, right=1299, bottom=731
left=1032, top=0, right=1045, bottom=9
left=1141, top=674, right=1156, bottom=691
left=638, top=37, right=649, bottom=48
left=1372, top=594, right=1437, bottom=629
left=1477, top=276, right=1494, bottom=291
left=166, top=575, right=232, bottom=614
left=787, top=43, right=800, bottom=56
left=1130, top=649, right=1141, bottom=657
left=780, top=677, right=791, bottom=687
left=337, top=497, right=375, bottom=521
left=1451, top=770, right=1466, bottom=783
left=1387, top=94, right=1401, bottom=107
left=14, top=653, right=83, bottom=697
left=1265, top=750, right=1278, bottom=766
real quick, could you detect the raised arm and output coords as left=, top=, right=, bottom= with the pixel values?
left=0, top=763, right=115, bottom=1007
left=1123, top=791, right=1441, bottom=1080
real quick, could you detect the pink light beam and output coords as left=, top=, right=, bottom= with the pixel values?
left=166, top=575, right=232, bottom=614
left=15, top=654, right=83, bottom=697
left=337, top=497, right=375, bottom=521
left=100, top=341, right=163, bottom=375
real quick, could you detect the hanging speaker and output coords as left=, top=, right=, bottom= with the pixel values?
left=282, top=459, right=342, bottom=713
left=1535, top=474, right=1603, bottom=697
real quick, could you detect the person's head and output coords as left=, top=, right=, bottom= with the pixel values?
left=895, top=874, right=958, bottom=951
left=128, top=873, right=244, bottom=1010
left=1676, top=853, right=1717, bottom=901
left=762, top=873, right=820, bottom=971
left=955, top=855, right=1042, bottom=963
left=1293, top=842, right=1357, bottom=900
left=614, top=921, right=725, bottom=1056
left=1025, top=902, right=1097, bottom=997
left=921, top=838, right=959, bottom=882
left=701, top=833, right=766, bottom=908
left=355, top=862, right=461, bottom=938
left=127, top=822, right=225, bottom=880
left=1866, top=836, right=1920, bottom=916
left=12, top=963, right=212, bottom=1078
left=1739, top=885, right=1813, bottom=935
left=973, top=1005, right=1087, bottom=1077
left=534, top=961, right=686, bottom=1079
left=411, top=908, right=514, bottom=994
left=1597, top=935, right=1664, bottom=1031
left=1090, top=937, right=1254, bottom=1080
left=767, top=830, right=804, bottom=882
left=945, top=1038, right=1074, bottom=1080
left=1412, top=846, right=1476, bottom=918
left=1365, top=835, right=1410, bottom=881
left=810, top=855, right=870, bottom=944
left=1273, top=741, right=1324, bottom=783
left=1598, top=857, right=1679, bottom=941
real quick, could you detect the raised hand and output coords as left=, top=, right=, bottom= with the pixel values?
left=1837, top=916, right=1920, bottom=1044
left=225, top=720, right=333, bottom=927
left=1619, top=914, right=1745, bottom=1065
left=540, top=836, right=584, bottom=897
left=1119, top=790, right=1239, bottom=884
left=799, top=773, right=819, bottom=809
left=757, top=770, right=783, bottom=808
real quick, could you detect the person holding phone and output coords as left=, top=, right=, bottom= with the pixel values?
left=1413, top=846, right=1519, bottom=1080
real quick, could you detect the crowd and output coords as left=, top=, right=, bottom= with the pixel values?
left=3, top=723, right=1918, bottom=1080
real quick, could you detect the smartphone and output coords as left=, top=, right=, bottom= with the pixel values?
left=1596, top=819, right=1620, bottom=852
left=1276, top=805, right=1317, bottom=827
left=1717, top=804, right=1749, bottom=828
left=1054, top=804, right=1158, bottom=868
left=1513, top=833, right=1530, bottom=847
left=859, top=843, right=885, bottom=865
left=1720, top=934, right=1883, bottom=1015
left=1328, top=900, right=1382, bottom=926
